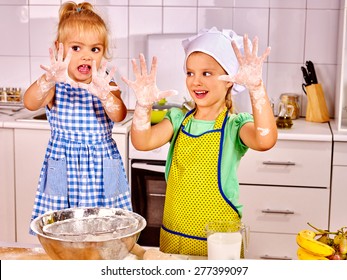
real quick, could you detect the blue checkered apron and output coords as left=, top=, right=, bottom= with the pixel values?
left=30, top=82, right=132, bottom=230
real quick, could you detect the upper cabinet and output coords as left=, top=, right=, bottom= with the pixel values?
left=335, top=0, right=347, bottom=131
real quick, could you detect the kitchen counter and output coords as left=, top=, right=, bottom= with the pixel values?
left=276, top=118, right=332, bottom=141
left=0, top=247, right=50, bottom=260
left=0, top=107, right=132, bottom=133
left=0, top=242, right=205, bottom=260
left=329, top=119, right=347, bottom=142
left=0, top=241, right=49, bottom=260
left=0, top=108, right=332, bottom=140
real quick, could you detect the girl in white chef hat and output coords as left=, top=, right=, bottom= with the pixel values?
left=123, top=27, right=277, bottom=257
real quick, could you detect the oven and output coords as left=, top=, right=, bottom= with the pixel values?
left=128, top=141, right=170, bottom=247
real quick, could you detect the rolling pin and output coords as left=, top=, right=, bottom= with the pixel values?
left=130, top=243, right=178, bottom=260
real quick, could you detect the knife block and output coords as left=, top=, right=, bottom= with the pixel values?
left=305, top=83, right=329, bottom=123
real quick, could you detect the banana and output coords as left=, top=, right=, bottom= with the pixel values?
left=297, top=247, right=329, bottom=260
left=296, top=230, right=335, bottom=257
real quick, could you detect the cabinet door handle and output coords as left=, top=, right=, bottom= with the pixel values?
left=261, top=209, right=295, bottom=214
left=262, top=161, right=296, bottom=166
left=260, top=255, right=292, bottom=260
left=148, top=193, right=166, bottom=197
left=132, top=162, right=165, bottom=173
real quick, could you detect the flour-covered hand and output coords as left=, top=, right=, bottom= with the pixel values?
left=36, top=43, right=73, bottom=99
left=122, top=53, right=177, bottom=107
left=219, top=34, right=271, bottom=92
left=78, top=60, right=120, bottom=112
left=40, top=42, right=72, bottom=84
left=78, top=60, right=119, bottom=100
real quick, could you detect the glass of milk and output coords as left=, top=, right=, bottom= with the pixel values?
left=205, top=221, right=249, bottom=260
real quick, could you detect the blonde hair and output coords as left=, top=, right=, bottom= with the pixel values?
left=225, top=88, right=233, bottom=113
left=56, top=1, right=111, bottom=59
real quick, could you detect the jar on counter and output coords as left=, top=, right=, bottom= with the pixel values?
left=0, top=87, right=7, bottom=102
left=279, top=94, right=301, bottom=119
left=8, top=87, right=22, bottom=102
left=0, top=87, right=22, bottom=103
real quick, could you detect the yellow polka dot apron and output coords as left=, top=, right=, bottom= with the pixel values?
left=160, top=108, right=241, bottom=256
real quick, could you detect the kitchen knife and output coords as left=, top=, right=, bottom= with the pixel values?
left=301, top=66, right=311, bottom=86
left=306, top=60, right=318, bottom=84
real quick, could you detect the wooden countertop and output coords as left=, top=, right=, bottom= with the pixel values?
left=0, top=245, right=205, bottom=260
left=0, top=246, right=51, bottom=260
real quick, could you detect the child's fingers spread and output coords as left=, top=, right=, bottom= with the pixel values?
left=121, top=76, right=130, bottom=85
left=150, top=56, right=158, bottom=77
left=131, top=58, right=140, bottom=77
left=64, top=48, right=73, bottom=65
left=108, top=66, right=117, bottom=79
left=243, top=34, right=250, bottom=55
left=40, top=64, right=50, bottom=72
left=49, top=48, right=56, bottom=65
left=231, top=41, right=243, bottom=62
left=260, top=46, right=271, bottom=62
left=99, top=60, right=108, bottom=76
left=57, top=42, right=64, bottom=62
left=139, top=53, right=148, bottom=76
left=158, top=89, right=178, bottom=100
left=251, top=36, right=258, bottom=57
left=92, top=60, right=98, bottom=77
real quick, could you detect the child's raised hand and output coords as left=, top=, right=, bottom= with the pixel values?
left=78, top=60, right=119, bottom=100
left=219, top=34, right=271, bottom=92
left=122, top=53, right=177, bottom=107
left=40, top=42, right=72, bottom=84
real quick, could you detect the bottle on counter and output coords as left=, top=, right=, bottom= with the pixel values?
left=0, top=87, right=22, bottom=103
left=279, top=94, right=300, bottom=119
left=276, top=97, right=294, bottom=129
left=0, top=87, right=7, bottom=102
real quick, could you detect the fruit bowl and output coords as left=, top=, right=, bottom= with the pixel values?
left=30, top=207, right=146, bottom=260
left=296, top=223, right=347, bottom=260
left=150, top=98, right=186, bottom=124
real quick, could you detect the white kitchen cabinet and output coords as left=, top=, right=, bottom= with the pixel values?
left=239, top=185, right=330, bottom=260
left=238, top=140, right=331, bottom=188
left=0, top=128, right=16, bottom=242
left=238, top=127, right=332, bottom=260
left=240, top=185, right=330, bottom=235
left=330, top=141, right=347, bottom=230
left=14, top=128, right=50, bottom=244
left=244, top=232, right=296, bottom=260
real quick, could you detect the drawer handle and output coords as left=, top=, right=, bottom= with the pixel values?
left=132, top=162, right=165, bottom=173
left=262, top=161, right=296, bottom=166
left=261, top=209, right=295, bottom=214
left=148, top=193, right=166, bottom=197
left=260, top=255, right=292, bottom=260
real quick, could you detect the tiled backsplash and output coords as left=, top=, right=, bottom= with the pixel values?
left=0, top=0, right=341, bottom=115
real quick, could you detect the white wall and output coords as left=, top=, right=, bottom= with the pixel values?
left=0, top=0, right=342, bottom=116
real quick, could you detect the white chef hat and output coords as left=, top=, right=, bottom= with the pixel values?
left=182, top=26, right=250, bottom=93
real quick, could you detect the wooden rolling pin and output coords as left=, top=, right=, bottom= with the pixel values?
left=130, top=243, right=178, bottom=260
